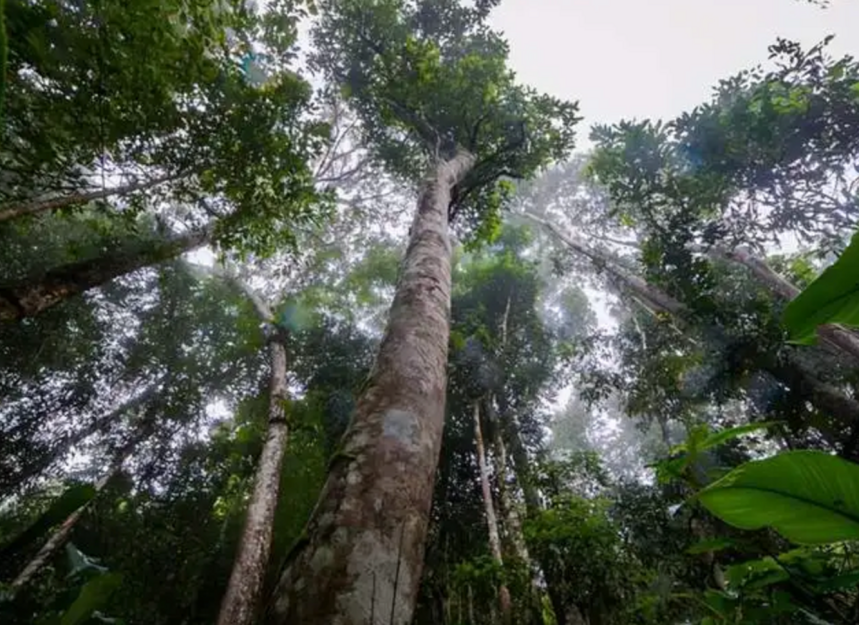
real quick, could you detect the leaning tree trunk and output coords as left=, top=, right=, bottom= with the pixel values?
left=473, top=401, right=513, bottom=622
left=0, top=225, right=212, bottom=321
left=702, top=245, right=859, bottom=364
left=0, top=172, right=183, bottom=223
left=265, top=151, right=475, bottom=625
left=0, top=379, right=164, bottom=498
left=217, top=274, right=290, bottom=625
left=532, top=213, right=859, bottom=435
left=9, top=425, right=150, bottom=594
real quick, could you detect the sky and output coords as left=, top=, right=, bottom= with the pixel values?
left=490, top=0, right=859, bottom=148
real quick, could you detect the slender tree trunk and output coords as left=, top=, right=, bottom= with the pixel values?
left=9, top=427, right=148, bottom=593
left=523, top=212, right=685, bottom=316
left=704, top=245, right=859, bottom=364
left=0, top=172, right=183, bottom=223
left=502, top=405, right=541, bottom=514
left=492, top=423, right=529, bottom=566
left=657, top=415, right=672, bottom=448
left=492, top=412, right=543, bottom=624
left=217, top=339, right=290, bottom=625
left=265, top=151, right=475, bottom=625
left=473, top=401, right=512, bottom=621
left=534, top=212, right=859, bottom=364
left=0, top=225, right=212, bottom=321
left=533, top=215, right=859, bottom=430
left=0, top=380, right=163, bottom=498
left=493, top=295, right=542, bottom=623
left=511, top=435, right=584, bottom=625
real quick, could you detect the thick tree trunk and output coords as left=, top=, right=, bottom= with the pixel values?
left=473, top=401, right=512, bottom=621
left=0, top=225, right=212, bottom=321
left=265, top=151, right=475, bottom=625
left=9, top=428, right=147, bottom=593
left=0, top=173, right=183, bottom=223
left=217, top=339, right=290, bottom=625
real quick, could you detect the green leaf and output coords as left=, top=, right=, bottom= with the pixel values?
left=685, top=537, right=736, bottom=555
left=697, top=451, right=859, bottom=544
left=814, top=569, right=859, bottom=592
left=65, top=542, right=107, bottom=578
left=61, top=573, right=122, bottom=625
left=725, top=557, right=789, bottom=590
left=783, top=230, right=859, bottom=343
left=699, top=422, right=777, bottom=452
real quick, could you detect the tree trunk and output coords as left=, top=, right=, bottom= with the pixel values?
left=0, top=172, right=183, bottom=223
left=501, top=403, right=541, bottom=514
left=0, top=379, right=164, bottom=498
left=473, top=401, right=512, bottom=622
left=493, top=295, right=541, bottom=622
left=492, top=421, right=529, bottom=566
left=704, top=245, right=859, bottom=364
left=767, top=358, right=859, bottom=432
left=265, top=151, right=475, bottom=625
left=217, top=339, right=290, bottom=625
left=491, top=409, right=543, bottom=624
left=9, top=427, right=148, bottom=593
left=523, top=212, right=685, bottom=316
left=0, top=225, right=212, bottom=321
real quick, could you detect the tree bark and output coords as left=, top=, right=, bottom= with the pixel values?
left=265, top=151, right=475, bottom=625
left=9, top=427, right=148, bottom=593
left=215, top=270, right=292, bottom=625
left=0, top=225, right=212, bottom=321
left=501, top=401, right=541, bottom=514
left=217, top=340, right=290, bottom=625
left=536, top=214, right=859, bottom=365
left=492, top=441, right=526, bottom=561
left=0, top=173, right=183, bottom=223
left=473, top=401, right=512, bottom=621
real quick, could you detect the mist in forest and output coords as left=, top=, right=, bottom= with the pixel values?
left=2, top=1, right=859, bottom=624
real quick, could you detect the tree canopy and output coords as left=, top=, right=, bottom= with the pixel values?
left=3, top=1, right=859, bottom=624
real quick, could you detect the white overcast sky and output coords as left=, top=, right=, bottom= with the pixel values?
left=490, top=0, right=859, bottom=147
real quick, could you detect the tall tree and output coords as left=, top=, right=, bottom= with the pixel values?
left=215, top=272, right=291, bottom=625
left=265, top=2, right=577, bottom=623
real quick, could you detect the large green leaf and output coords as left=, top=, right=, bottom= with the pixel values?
left=60, top=573, right=122, bottom=625
left=65, top=542, right=107, bottom=579
left=699, top=422, right=776, bottom=451
left=697, top=451, right=859, bottom=544
left=783, top=230, right=859, bottom=343
left=685, top=537, right=737, bottom=555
